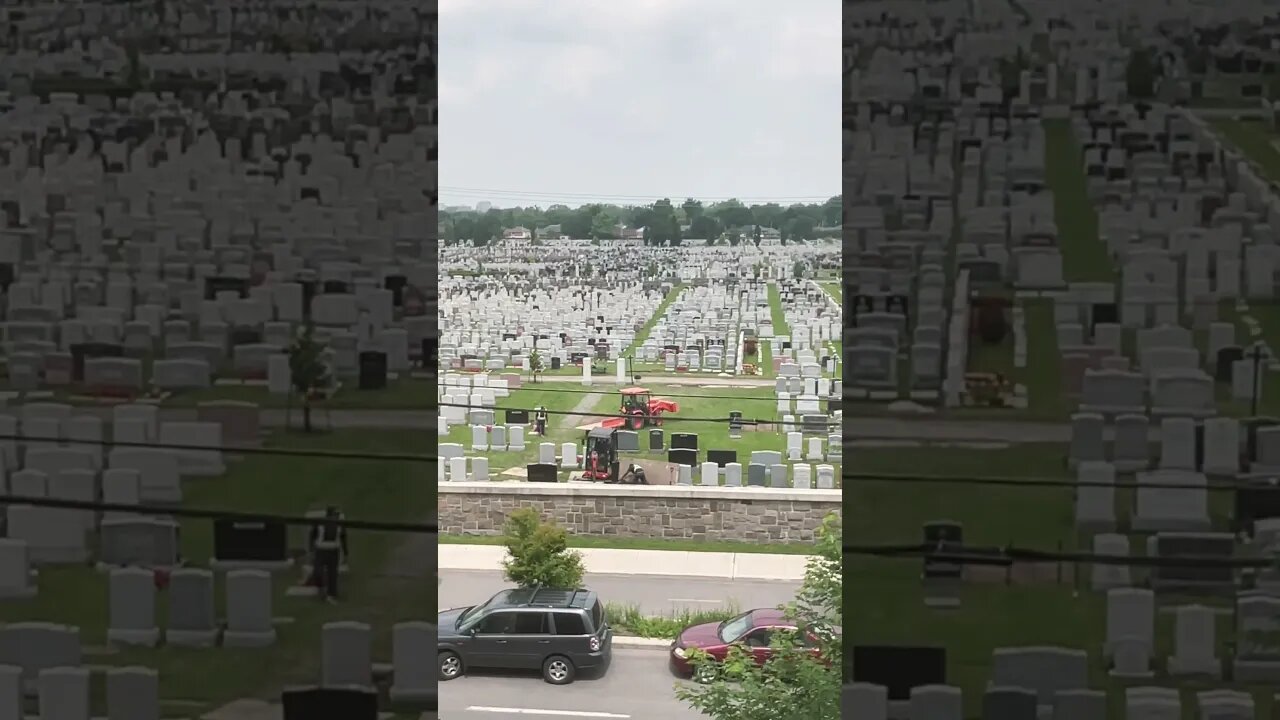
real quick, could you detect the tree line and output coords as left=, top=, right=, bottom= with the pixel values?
left=441, top=196, right=842, bottom=246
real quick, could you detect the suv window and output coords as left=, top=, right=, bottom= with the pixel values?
left=476, top=612, right=517, bottom=634
left=590, top=599, right=605, bottom=632
left=552, top=612, right=586, bottom=635
left=513, top=612, right=549, bottom=634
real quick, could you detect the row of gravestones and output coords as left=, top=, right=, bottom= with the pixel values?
left=438, top=456, right=841, bottom=490
left=1067, top=413, right=1274, bottom=475
left=0, top=620, right=433, bottom=719
left=442, top=428, right=843, bottom=464
left=844, top=683, right=1261, bottom=720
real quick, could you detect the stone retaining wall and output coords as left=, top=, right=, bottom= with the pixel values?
left=438, top=482, right=841, bottom=542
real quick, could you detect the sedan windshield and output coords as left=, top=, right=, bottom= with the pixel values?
left=718, top=612, right=755, bottom=643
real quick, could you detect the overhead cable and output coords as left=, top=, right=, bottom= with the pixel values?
left=3, top=494, right=437, bottom=534
left=0, top=434, right=432, bottom=463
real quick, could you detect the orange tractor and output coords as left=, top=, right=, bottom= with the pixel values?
left=600, top=387, right=680, bottom=431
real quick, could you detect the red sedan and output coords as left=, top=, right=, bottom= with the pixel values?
left=668, top=608, right=822, bottom=677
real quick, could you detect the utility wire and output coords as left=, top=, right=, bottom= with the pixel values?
left=438, top=403, right=842, bottom=428
left=4, top=494, right=437, bottom=534
left=842, top=471, right=1280, bottom=492
left=438, top=186, right=837, bottom=203
left=439, top=384, right=840, bottom=404
left=0, top=434, right=433, bottom=463
left=845, top=542, right=1276, bottom=569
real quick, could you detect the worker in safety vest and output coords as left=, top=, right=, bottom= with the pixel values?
left=534, top=406, right=548, bottom=436
left=311, top=506, right=348, bottom=603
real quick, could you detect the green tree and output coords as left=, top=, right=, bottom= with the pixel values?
left=709, top=199, right=753, bottom=229
left=676, top=514, right=841, bottom=719
left=787, top=216, right=816, bottom=241
left=681, top=198, right=704, bottom=223
left=561, top=207, right=593, bottom=239
left=689, top=215, right=720, bottom=241
left=819, top=196, right=841, bottom=227
left=752, top=224, right=763, bottom=248
left=286, top=322, right=332, bottom=433
left=528, top=349, right=545, bottom=383
left=793, top=260, right=805, bottom=279
left=501, top=508, right=586, bottom=589
left=664, top=214, right=683, bottom=247
left=1126, top=47, right=1158, bottom=99
left=750, top=202, right=784, bottom=231
left=589, top=207, right=621, bottom=239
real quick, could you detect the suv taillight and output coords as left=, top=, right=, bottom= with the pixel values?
left=590, top=636, right=601, bottom=651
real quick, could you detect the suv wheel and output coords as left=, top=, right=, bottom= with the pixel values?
left=542, top=655, right=576, bottom=685
left=439, top=650, right=464, bottom=681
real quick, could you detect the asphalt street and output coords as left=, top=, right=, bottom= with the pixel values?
left=439, top=569, right=801, bottom=617
left=438, top=648, right=706, bottom=719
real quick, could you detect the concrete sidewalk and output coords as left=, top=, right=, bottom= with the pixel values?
left=439, top=543, right=810, bottom=581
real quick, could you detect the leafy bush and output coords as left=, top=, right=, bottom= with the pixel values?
left=605, top=602, right=740, bottom=639
left=501, top=508, right=585, bottom=589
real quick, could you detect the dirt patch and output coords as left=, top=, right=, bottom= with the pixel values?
left=560, top=392, right=604, bottom=428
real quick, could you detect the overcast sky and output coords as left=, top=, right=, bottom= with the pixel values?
left=438, top=0, right=839, bottom=209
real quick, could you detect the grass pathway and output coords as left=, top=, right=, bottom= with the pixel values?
left=625, top=282, right=684, bottom=355
left=1043, top=119, right=1112, bottom=281
left=560, top=392, right=605, bottom=428
left=767, top=282, right=791, bottom=335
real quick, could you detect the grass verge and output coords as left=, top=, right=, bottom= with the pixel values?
left=606, top=602, right=740, bottom=640
left=440, top=534, right=818, bottom=555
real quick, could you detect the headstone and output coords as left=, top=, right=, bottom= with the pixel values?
left=223, top=570, right=277, bottom=647
left=107, top=567, right=160, bottom=646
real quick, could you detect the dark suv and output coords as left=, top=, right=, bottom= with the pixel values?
left=437, top=587, right=613, bottom=685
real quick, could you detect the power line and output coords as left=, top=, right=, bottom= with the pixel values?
left=842, top=471, right=1280, bottom=492
left=439, top=186, right=838, bottom=203
left=0, top=435, right=433, bottom=463
left=5, top=494, right=437, bottom=534
left=439, top=403, right=842, bottom=428
left=845, top=542, right=1275, bottom=569
left=440, top=383, right=840, bottom=405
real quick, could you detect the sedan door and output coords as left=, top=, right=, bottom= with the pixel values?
left=742, top=628, right=774, bottom=666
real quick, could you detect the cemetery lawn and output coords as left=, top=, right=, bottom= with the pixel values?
left=0, top=428, right=431, bottom=715
left=1043, top=119, right=1114, bottom=282
left=767, top=282, right=791, bottom=335
left=820, top=282, right=842, bottom=303
left=158, top=376, right=433, bottom=410
left=450, top=384, right=840, bottom=485
left=1209, top=117, right=1280, bottom=180
left=851, top=444, right=1280, bottom=717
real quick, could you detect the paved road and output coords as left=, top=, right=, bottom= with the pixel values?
left=440, top=570, right=799, bottom=617
left=438, top=648, right=705, bottom=719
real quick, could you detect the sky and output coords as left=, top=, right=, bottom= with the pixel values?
left=438, top=0, right=840, bottom=209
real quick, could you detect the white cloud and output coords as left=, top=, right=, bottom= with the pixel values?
left=439, top=0, right=839, bottom=206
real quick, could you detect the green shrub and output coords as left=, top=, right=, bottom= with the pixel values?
left=604, top=601, right=740, bottom=639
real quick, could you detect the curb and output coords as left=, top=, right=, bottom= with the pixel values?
left=613, top=635, right=671, bottom=649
